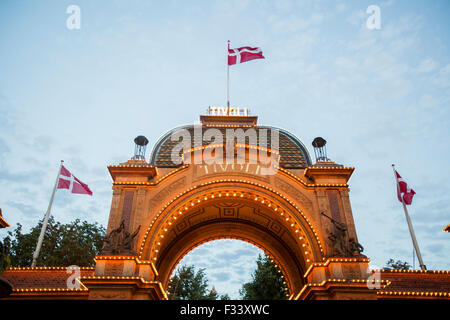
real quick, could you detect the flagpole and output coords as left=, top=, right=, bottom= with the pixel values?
left=31, top=160, right=64, bottom=267
left=227, top=40, right=230, bottom=113
left=392, top=164, right=426, bottom=270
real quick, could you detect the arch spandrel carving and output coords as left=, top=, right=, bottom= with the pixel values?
left=132, top=163, right=332, bottom=264
left=142, top=164, right=320, bottom=232
left=141, top=184, right=324, bottom=254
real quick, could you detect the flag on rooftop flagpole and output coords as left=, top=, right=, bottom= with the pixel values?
left=394, top=170, right=415, bottom=205
left=226, top=42, right=265, bottom=109
left=57, top=165, right=93, bottom=195
left=228, top=46, right=265, bottom=65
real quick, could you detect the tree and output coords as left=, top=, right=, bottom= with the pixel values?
left=208, top=286, right=219, bottom=300
left=167, top=265, right=219, bottom=300
left=385, top=259, right=411, bottom=270
left=2, top=216, right=105, bottom=267
left=219, top=293, right=231, bottom=300
left=0, top=239, right=11, bottom=272
left=239, top=254, right=287, bottom=300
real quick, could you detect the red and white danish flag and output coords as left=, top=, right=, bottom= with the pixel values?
left=395, top=170, right=415, bottom=205
left=228, top=46, right=265, bottom=66
left=57, top=165, right=93, bottom=195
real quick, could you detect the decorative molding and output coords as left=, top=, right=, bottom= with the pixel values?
left=274, top=178, right=313, bottom=212
left=148, top=177, right=187, bottom=209
left=193, top=163, right=270, bottom=183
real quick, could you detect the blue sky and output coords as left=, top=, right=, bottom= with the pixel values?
left=0, top=0, right=449, bottom=298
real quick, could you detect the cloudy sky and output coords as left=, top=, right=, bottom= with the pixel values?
left=0, top=0, right=449, bottom=298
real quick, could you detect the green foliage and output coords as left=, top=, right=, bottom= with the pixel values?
left=1, top=216, right=105, bottom=267
left=167, top=265, right=220, bottom=300
left=0, top=239, right=11, bottom=272
left=219, top=293, right=231, bottom=300
left=385, top=258, right=411, bottom=270
left=239, top=254, right=287, bottom=300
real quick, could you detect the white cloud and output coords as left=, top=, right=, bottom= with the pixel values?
left=433, top=63, right=450, bottom=87
left=346, top=9, right=366, bottom=27
left=416, top=58, right=438, bottom=73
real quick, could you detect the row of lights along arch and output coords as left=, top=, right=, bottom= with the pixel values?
left=150, top=190, right=314, bottom=262
left=147, top=189, right=319, bottom=295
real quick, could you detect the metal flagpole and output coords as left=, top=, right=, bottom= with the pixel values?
left=227, top=40, right=230, bottom=113
left=392, top=164, right=426, bottom=270
left=31, top=160, right=64, bottom=267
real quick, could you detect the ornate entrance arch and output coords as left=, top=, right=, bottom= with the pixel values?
left=83, top=113, right=376, bottom=300
left=138, top=180, right=324, bottom=295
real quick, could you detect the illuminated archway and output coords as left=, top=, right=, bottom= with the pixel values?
left=138, top=181, right=325, bottom=294
left=85, top=113, right=373, bottom=301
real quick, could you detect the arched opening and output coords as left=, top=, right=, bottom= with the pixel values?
left=139, top=182, right=324, bottom=295
left=166, top=239, right=289, bottom=299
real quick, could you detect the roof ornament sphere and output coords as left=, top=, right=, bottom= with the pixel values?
left=134, top=135, right=149, bottom=147
left=312, top=137, right=326, bottom=149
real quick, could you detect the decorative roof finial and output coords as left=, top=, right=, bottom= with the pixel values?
left=312, top=137, right=329, bottom=162
left=133, top=135, right=149, bottom=160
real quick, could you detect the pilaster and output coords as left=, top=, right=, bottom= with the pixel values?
left=295, top=258, right=384, bottom=300
left=82, top=256, right=166, bottom=300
